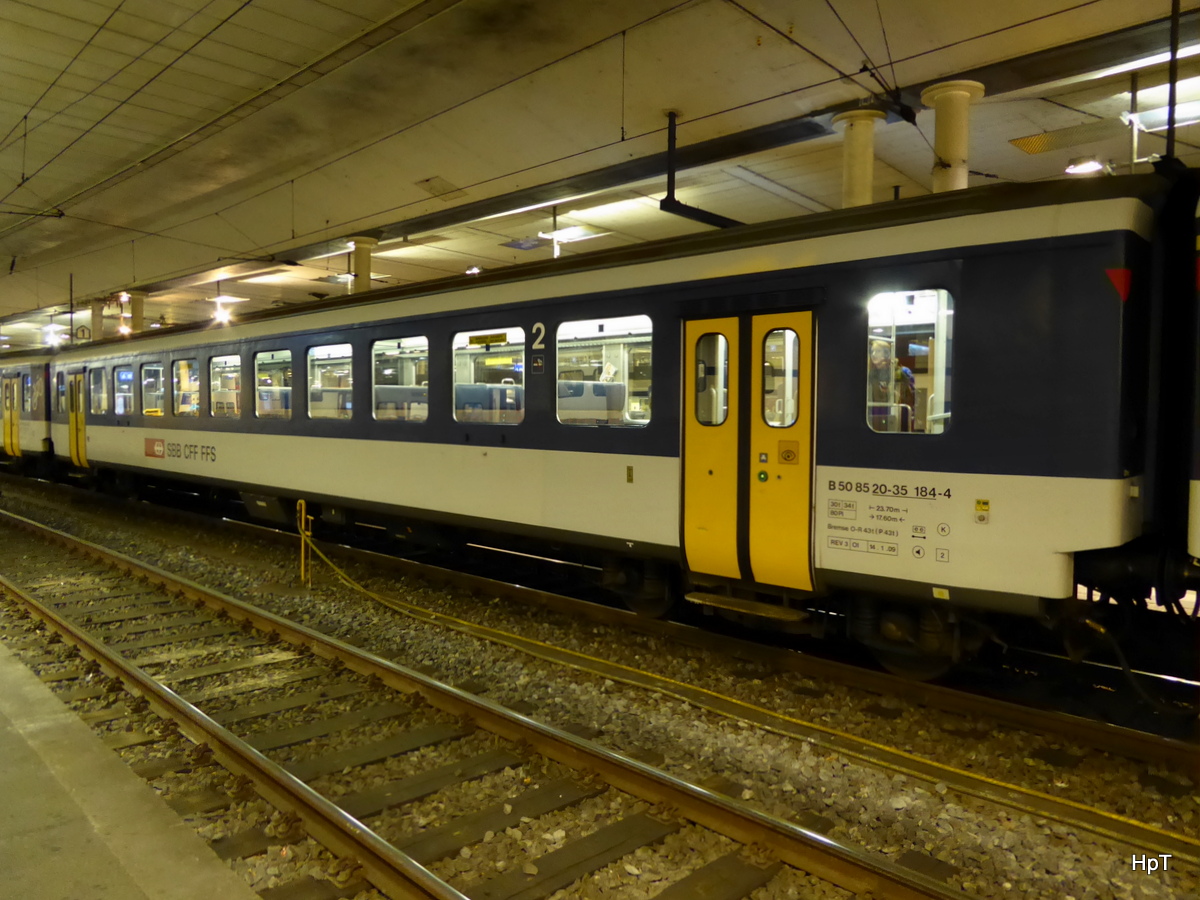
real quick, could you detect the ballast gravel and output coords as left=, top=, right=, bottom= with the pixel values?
left=0, top=485, right=1194, bottom=899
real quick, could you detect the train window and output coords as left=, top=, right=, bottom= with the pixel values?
left=372, top=337, right=428, bottom=422
left=308, top=344, right=353, bottom=420
left=210, top=355, right=241, bottom=418
left=866, top=290, right=953, bottom=435
left=113, top=367, right=135, bottom=415
left=22, top=374, right=33, bottom=412
left=556, top=315, right=652, bottom=426
left=89, top=368, right=108, bottom=414
left=762, top=329, right=800, bottom=428
left=56, top=372, right=66, bottom=413
left=452, top=328, right=525, bottom=424
left=173, top=359, right=200, bottom=416
left=141, top=364, right=164, bottom=416
left=695, top=333, right=729, bottom=426
left=255, top=350, right=292, bottom=419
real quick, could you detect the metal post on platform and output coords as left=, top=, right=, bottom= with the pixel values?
left=296, top=499, right=313, bottom=588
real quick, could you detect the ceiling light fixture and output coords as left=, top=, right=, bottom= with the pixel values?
left=1065, top=156, right=1109, bottom=175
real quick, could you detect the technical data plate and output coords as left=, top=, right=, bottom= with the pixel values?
left=652, top=852, right=782, bottom=900
left=339, top=748, right=525, bottom=819
left=398, top=779, right=604, bottom=866
left=284, top=722, right=471, bottom=782
left=469, top=813, right=679, bottom=900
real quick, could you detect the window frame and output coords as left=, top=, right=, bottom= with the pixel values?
left=452, top=327, right=526, bottom=425
left=307, top=343, right=354, bottom=420
left=555, top=314, right=652, bottom=428
left=254, top=349, right=293, bottom=419
left=865, top=289, right=954, bottom=436
left=371, top=336, right=429, bottom=423
left=172, top=358, right=200, bottom=417
left=88, top=367, right=108, bottom=415
left=113, top=365, right=135, bottom=415
left=209, top=354, right=242, bottom=418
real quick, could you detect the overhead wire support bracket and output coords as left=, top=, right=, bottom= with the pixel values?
left=659, top=112, right=744, bottom=229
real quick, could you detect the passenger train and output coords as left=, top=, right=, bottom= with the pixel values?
left=3, top=168, right=1198, bottom=675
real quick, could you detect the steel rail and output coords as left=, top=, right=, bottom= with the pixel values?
left=0, top=570, right=469, bottom=900
left=0, top=507, right=959, bottom=899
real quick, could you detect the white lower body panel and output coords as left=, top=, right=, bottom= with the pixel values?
left=814, top=466, right=1142, bottom=599
left=80, top=426, right=681, bottom=549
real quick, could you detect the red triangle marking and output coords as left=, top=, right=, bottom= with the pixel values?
left=1105, top=268, right=1132, bottom=302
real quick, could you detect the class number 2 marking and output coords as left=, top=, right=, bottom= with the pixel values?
left=531, top=322, right=545, bottom=350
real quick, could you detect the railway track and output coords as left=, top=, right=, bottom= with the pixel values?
left=0, top=479, right=1197, bottom=897
left=0, top=508, right=960, bottom=900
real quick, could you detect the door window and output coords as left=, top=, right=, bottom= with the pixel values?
left=694, top=333, right=729, bottom=426
left=762, top=328, right=799, bottom=428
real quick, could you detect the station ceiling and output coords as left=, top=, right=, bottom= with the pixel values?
left=1, top=0, right=1198, bottom=349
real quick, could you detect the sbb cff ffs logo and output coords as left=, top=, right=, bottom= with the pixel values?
left=143, top=438, right=218, bottom=462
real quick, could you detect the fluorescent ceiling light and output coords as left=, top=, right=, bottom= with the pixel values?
left=213, top=294, right=249, bottom=303
left=1124, top=100, right=1200, bottom=132
left=42, top=323, right=68, bottom=331
left=1065, top=156, right=1106, bottom=174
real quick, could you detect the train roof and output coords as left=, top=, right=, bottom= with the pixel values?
left=23, top=171, right=1186, bottom=363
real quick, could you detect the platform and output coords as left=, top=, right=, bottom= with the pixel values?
left=0, top=638, right=259, bottom=900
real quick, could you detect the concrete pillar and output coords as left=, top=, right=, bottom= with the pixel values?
left=832, top=108, right=886, bottom=208
left=349, top=237, right=378, bottom=294
left=126, top=291, right=146, bottom=332
left=919, top=80, right=985, bottom=193
left=89, top=299, right=106, bottom=341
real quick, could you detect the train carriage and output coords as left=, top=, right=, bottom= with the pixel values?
left=6, top=171, right=1198, bottom=671
left=0, top=353, right=53, bottom=468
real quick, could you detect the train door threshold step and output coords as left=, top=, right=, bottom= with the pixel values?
left=684, top=592, right=808, bottom=622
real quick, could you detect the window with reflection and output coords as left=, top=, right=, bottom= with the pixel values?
left=173, top=359, right=199, bottom=416
left=556, top=315, right=651, bottom=426
left=695, top=332, right=729, bottom=426
left=89, top=368, right=108, bottom=414
left=113, top=366, right=134, bottom=415
left=308, top=344, right=353, bottom=419
left=141, top=364, right=164, bottom=416
left=866, top=290, right=953, bottom=434
left=373, top=337, right=428, bottom=422
left=452, top=328, right=524, bottom=424
left=255, top=350, right=292, bottom=419
left=56, top=372, right=66, bottom=413
left=210, top=355, right=241, bottom=418
left=762, top=328, right=799, bottom=428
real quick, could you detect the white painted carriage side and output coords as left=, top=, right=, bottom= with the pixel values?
left=1190, top=479, right=1200, bottom=559
left=813, top=466, right=1142, bottom=598
left=51, top=197, right=1152, bottom=363
left=78, top=425, right=680, bottom=548
left=18, top=419, right=49, bottom=454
